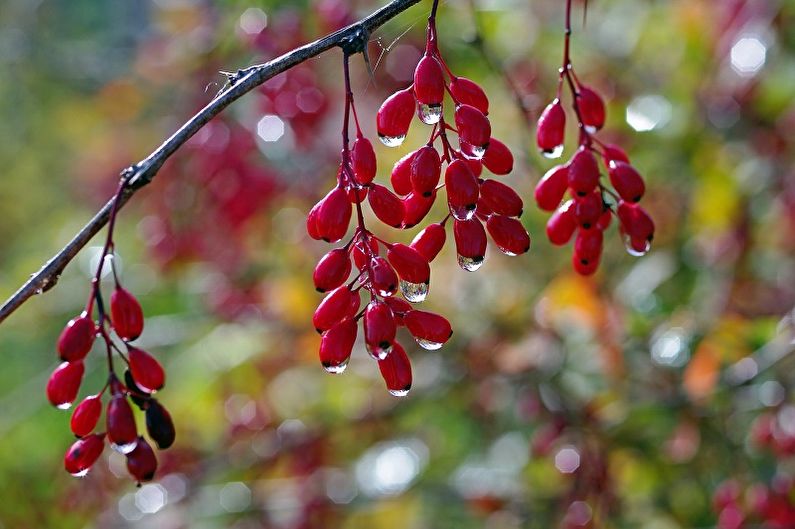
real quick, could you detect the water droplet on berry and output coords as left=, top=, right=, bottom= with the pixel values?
left=70, top=468, right=90, bottom=478
left=323, top=357, right=350, bottom=374
left=584, top=124, right=598, bottom=134
left=418, top=103, right=442, bottom=125
left=450, top=205, right=476, bottom=221
left=367, top=343, right=392, bottom=360
left=111, top=440, right=138, bottom=455
left=388, top=387, right=410, bottom=397
left=457, top=254, right=484, bottom=272
left=56, top=402, right=73, bottom=410
left=498, top=248, right=519, bottom=257
left=378, top=134, right=406, bottom=148
left=415, top=337, right=443, bottom=350
left=400, top=280, right=428, bottom=303
left=623, top=234, right=651, bottom=256
left=468, top=144, right=487, bottom=159
left=375, top=286, right=396, bottom=298
left=542, top=144, right=564, bottom=159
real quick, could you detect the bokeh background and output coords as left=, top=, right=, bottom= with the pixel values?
left=1, top=0, right=794, bottom=527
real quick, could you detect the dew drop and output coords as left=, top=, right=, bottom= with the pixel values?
left=379, top=134, right=406, bottom=148
left=623, top=234, right=651, bottom=257
left=56, top=402, right=73, bottom=410
left=111, top=440, right=138, bottom=455
left=584, top=124, right=598, bottom=134
left=467, top=144, right=487, bottom=159
left=376, top=287, right=396, bottom=297
left=367, top=343, right=392, bottom=361
left=418, top=103, right=442, bottom=125
left=400, top=280, right=428, bottom=303
left=497, top=246, right=518, bottom=257
left=457, top=254, right=484, bottom=272
left=70, top=469, right=90, bottom=478
left=415, top=338, right=443, bottom=350
left=323, top=357, right=349, bottom=374
left=541, top=144, right=564, bottom=159
left=388, top=387, right=411, bottom=397
left=450, top=205, right=476, bottom=221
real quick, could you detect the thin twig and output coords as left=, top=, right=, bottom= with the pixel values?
left=0, top=0, right=423, bottom=325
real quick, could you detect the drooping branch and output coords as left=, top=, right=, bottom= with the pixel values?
left=0, top=0, right=423, bottom=325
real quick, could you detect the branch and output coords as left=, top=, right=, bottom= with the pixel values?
left=0, top=0, right=423, bottom=325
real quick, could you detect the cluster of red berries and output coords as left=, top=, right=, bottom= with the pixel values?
left=306, top=5, right=528, bottom=395
left=47, top=186, right=174, bottom=483
left=713, top=477, right=795, bottom=529
left=532, top=2, right=654, bottom=275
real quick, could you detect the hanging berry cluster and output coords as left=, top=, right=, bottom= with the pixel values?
left=47, top=179, right=175, bottom=483
left=306, top=2, right=529, bottom=395
left=533, top=0, right=654, bottom=275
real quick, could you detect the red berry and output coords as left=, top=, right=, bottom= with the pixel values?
left=391, top=151, right=416, bottom=196
left=346, top=184, right=368, bottom=203
left=377, top=87, right=415, bottom=145
left=453, top=218, right=487, bottom=271
left=486, top=215, right=531, bottom=256
left=536, top=99, right=566, bottom=155
left=387, top=243, right=430, bottom=285
left=126, top=436, right=157, bottom=483
left=481, top=138, right=513, bottom=175
left=57, top=313, right=96, bottom=362
left=617, top=201, right=655, bottom=241
left=464, top=157, right=483, bottom=178
left=377, top=341, right=412, bottom=396
left=384, top=297, right=413, bottom=325
left=602, top=144, right=630, bottom=165
left=364, top=301, right=397, bottom=359
left=110, top=287, right=144, bottom=341
left=313, top=248, right=352, bottom=293
left=47, top=361, right=84, bottom=409
left=577, top=86, right=606, bottom=131
left=608, top=161, right=645, bottom=203
left=546, top=200, right=577, bottom=246
left=573, top=191, right=604, bottom=229
left=145, top=399, right=175, bottom=450
left=450, top=76, right=489, bottom=114
left=316, top=187, right=352, bottom=243
left=351, top=136, right=377, bottom=185
left=313, top=286, right=356, bottom=332
left=567, top=147, right=600, bottom=196
left=107, top=394, right=138, bottom=453
left=480, top=179, right=523, bottom=217
left=369, top=256, right=399, bottom=297
left=368, top=183, right=404, bottom=228
left=319, top=318, right=357, bottom=373
left=71, top=394, right=102, bottom=438
left=410, top=145, right=442, bottom=197
left=596, top=209, right=613, bottom=230
left=573, top=228, right=603, bottom=264
left=402, top=190, right=436, bottom=228
left=414, top=54, right=445, bottom=108
left=535, top=165, right=569, bottom=211
left=455, top=104, right=491, bottom=151
left=404, top=310, right=452, bottom=349
left=353, top=236, right=379, bottom=269
left=572, top=251, right=599, bottom=276
left=306, top=201, right=322, bottom=240
left=64, top=433, right=105, bottom=477
left=410, top=222, right=447, bottom=262
left=128, top=347, right=165, bottom=393
left=445, top=159, right=480, bottom=219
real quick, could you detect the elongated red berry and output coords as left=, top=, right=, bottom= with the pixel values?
left=369, top=256, right=399, bottom=297
left=126, top=436, right=157, bottom=483
left=573, top=191, right=604, bottom=229
left=377, top=87, right=415, bottom=145
left=445, top=159, right=479, bottom=218
left=465, top=157, right=483, bottom=178
left=450, top=76, right=489, bottom=114
left=410, top=145, right=441, bottom=197
left=602, top=143, right=630, bottom=165
left=481, top=138, right=513, bottom=175
left=306, top=201, right=322, bottom=240
left=480, top=179, right=523, bottom=217
left=378, top=341, right=412, bottom=396
left=319, top=318, right=357, bottom=373
left=351, top=136, right=377, bottom=185
left=128, top=348, right=165, bottom=394
left=410, top=222, right=446, bottom=262
left=107, top=394, right=138, bottom=453
left=317, top=187, right=352, bottom=243
left=313, top=286, right=356, bottom=332
left=577, top=86, right=606, bottom=131
left=617, top=201, right=655, bottom=241
left=346, top=184, right=368, bottom=203
left=414, top=55, right=445, bottom=114
left=536, top=99, right=566, bottom=155
left=608, top=161, right=645, bottom=203
left=47, top=361, right=84, bottom=409
left=353, top=236, right=379, bottom=269
left=454, top=218, right=487, bottom=271
left=57, top=313, right=96, bottom=362
left=111, top=287, right=144, bottom=341
left=568, top=147, right=600, bottom=196
left=384, top=297, right=412, bottom=325
left=486, top=215, right=531, bottom=256
left=71, top=394, right=102, bottom=438
left=391, top=151, right=416, bottom=196
left=368, top=183, right=404, bottom=228
left=574, top=228, right=603, bottom=264
left=597, top=209, right=612, bottom=230
left=145, top=399, right=175, bottom=450
left=402, top=190, right=436, bottom=228
left=64, top=433, right=105, bottom=477
left=364, top=301, right=397, bottom=359
left=313, top=248, right=352, bottom=293
left=455, top=104, right=491, bottom=151
left=387, top=243, right=430, bottom=285
left=572, top=251, right=599, bottom=276
left=404, top=310, right=452, bottom=349
left=546, top=200, right=577, bottom=246
left=535, top=165, right=569, bottom=211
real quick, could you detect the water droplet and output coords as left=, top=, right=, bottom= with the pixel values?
left=497, top=247, right=518, bottom=257
left=450, top=205, right=475, bottom=221
left=376, top=287, right=396, bottom=297
left=415, top=338, right=443, bottom=350
left=388, top=387, right=410, bottom=397
left=70, top=469, right=90, bottom=478
left=623, top=234, right=651, bottom=256
left=457, top=254, right=484, bottom=272
left=323, top=357, right=349, bottom=374
left=367, top=343, right=392, bottom=361
left=418, top=103, right=442, bottom=125
left=56, top=402, right=73, bottom=410
left=379, top=134, right=406, bottom=148
left=467, top=144, right=487, bottom=159
left=111, top=440, right=138, bottom=455
left=35, top=288, right=44, bottom=295
left=400, top=280, right=428, bottom=303
left=584, top=124, right=597, bottom=134
left=541, top=144, right=564, bottom=159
